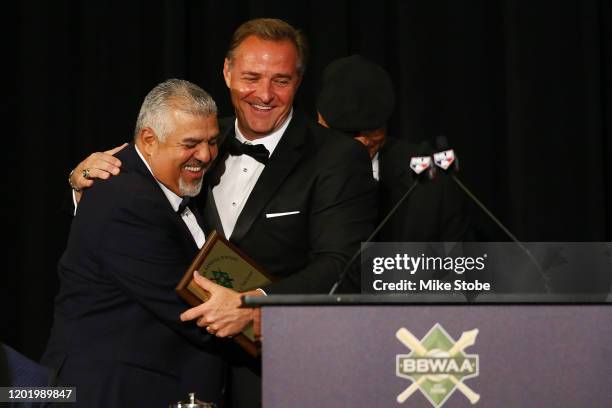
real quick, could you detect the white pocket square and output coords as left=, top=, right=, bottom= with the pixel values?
left=266, top=211, right=300, bottom=218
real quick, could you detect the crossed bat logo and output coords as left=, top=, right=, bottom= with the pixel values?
left=396, top=324, right=480, bottom=407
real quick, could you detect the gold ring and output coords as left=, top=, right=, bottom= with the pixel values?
left=82, top=168, right=91, bottom=179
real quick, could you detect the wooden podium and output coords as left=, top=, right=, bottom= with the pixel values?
left=243, top=294, right=612, bottom=407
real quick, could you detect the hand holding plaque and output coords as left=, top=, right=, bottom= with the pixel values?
left=176, top=231, right=273, bottom=357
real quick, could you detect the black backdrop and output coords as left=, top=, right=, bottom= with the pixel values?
left=4, top=0, right=611, bottom=360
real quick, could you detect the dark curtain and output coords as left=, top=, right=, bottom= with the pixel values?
left=5, top=0, right=611, bottom=360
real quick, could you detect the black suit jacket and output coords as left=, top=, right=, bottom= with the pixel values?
left=42, top=145, right=225, bottom=407
left=201, top=112, right=377, bottom=294
left=377, top=137, right=469, bottom=242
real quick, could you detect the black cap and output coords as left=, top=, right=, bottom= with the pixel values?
left=317, top=55, right=395, bottom=132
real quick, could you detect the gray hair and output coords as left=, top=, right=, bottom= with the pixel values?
left=135, top=79, right=217, bottom=141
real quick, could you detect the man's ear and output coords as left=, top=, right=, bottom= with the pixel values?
left=223, top=58, right=232, bottom=88
left=138, top=128, right=158, bottom=156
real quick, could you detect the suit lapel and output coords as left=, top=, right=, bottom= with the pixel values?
left=199, top=117, right=233, bottom=238
left=126, top=144, right=201, bottom=252
left=202, top=185, right=225, bottom=237
left=229, top=114, right=307, bottom=242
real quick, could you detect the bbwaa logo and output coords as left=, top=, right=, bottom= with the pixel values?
left=395, top=324, right=480, bottom=406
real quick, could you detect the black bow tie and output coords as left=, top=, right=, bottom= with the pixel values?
left=226, top=137, right=270, bottom=165
left=177, top=197, right=193, bottom=215
left=177, top=196, right=206, bottom=230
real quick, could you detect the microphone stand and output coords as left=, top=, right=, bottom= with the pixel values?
left=328, top=180, right=420, bottom=295
left=435, top=147, right=552, bottom=293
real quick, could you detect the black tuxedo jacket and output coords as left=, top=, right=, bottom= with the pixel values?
left=377, top=137, right=469, bottom=242
left=42, top=145, right=225, bottom=407
left=200, top=112, right=377, bottom=294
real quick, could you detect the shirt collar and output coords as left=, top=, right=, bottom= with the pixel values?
left=371, top=151, right=380, bottom=181
left=233, top=108, right=293, bottom=156
left=135, top=144, right=183, bottom=212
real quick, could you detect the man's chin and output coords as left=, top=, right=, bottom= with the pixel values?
left=179, top=178, right=203, bottom=197
left=240, top=116, right=282, bottom=138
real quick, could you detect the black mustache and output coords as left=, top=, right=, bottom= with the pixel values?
left=183, top=160, right=207, bottom=168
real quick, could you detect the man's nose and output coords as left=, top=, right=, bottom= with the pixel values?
left=194, top=143, right=213, bottom=163
left=255, top=80, right=273, bottom=104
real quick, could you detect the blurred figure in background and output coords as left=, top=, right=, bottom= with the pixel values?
left=317, top=54, right=469, bottom=242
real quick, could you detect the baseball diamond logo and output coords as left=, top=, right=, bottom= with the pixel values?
left=395, top=324, right=480, bottom=407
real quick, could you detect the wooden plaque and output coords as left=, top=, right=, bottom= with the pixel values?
left=176, top=230, right=273, bottom=357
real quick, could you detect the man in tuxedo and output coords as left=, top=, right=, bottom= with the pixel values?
left=179, top=19, right=377, bottom=407
left=316, top=55, right=469, bottom=242
left=66, top=18, right=376, bottom=407
left=42, top=79, right=229, bottom=407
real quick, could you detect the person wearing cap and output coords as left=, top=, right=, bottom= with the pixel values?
left=317, top=54, right=469, bottom=242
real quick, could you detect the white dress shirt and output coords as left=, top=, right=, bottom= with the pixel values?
left=213, top=110, right=292, bottom=238
left=371, top=152, right=380, bottom=181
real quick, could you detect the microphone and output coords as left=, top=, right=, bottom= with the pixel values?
left=433, top=135, right=551, bottom=292
left=328, top=142, right=435, bottom=295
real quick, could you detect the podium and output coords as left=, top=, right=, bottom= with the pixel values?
left=244, top=294, right=612, bottom=407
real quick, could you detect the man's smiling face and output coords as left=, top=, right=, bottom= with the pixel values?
left=145, top=109, right=219, bottom=197
left=223, top=35, right=301, bottom=140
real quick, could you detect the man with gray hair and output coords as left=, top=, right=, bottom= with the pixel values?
left=66, top=18, right=377, bottom=407
left=41, top=79, right=226, bottom=407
